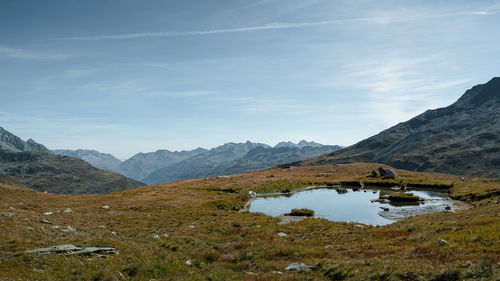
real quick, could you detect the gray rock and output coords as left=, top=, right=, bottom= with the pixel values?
left=277, top=232, right=288, bottom=237
left=188, top=225, right=195, bottom=229
left=371, top=170, right=378, bottom=177
left=40, top=219, right=52, bottom=224
left=378, top=167, right=397, bottom=178
left=285, top=263, right=315, bottom=272
left=437, top=238, right=449, bottom=246
left=101, top=205, right=110, bottom=209
left=25, top=244, right=118, bottom=255
left=32, top=268, right=45, bottom=273
left=63, top=208, right=72, bottom=213
left=43, top=212, right=53, bottom=215
left=445, top=206, right=451, bottom=211
left=66, top=226, right=76, bottom=232
left=1, top=212, right=13, bottom=217
left=152, top=234, right=160, bottom=240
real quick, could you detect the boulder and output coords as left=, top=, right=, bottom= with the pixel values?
left=378, top=167, right=397, bottom=178
left=437, top=238, right=449, bottom=246
left=25, top=244, right=118, bottom=255
left=285, top=263, right=315, bottom=272
left=277, top=232, right=288, bottom=237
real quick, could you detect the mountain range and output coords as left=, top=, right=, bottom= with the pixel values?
left=0, top=127, right=145, bottom=194
left=301, top=77, right=500, bottom=179
left=54, top=141, right=341, bottom=185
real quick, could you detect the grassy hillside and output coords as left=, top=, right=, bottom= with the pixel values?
left=0, top=163, right=498, bottom=280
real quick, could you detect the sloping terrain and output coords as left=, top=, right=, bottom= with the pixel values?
left=0, top=149, right=145, bottom=194
left=53, top=149, right=123, bottom=172
left=117, top=148, right=207, bottom=181
left=302, top=77, right=500, bottom=179
left=0, top=164, right=498, bottom=280
left=0, top=127, right=145, bottom=194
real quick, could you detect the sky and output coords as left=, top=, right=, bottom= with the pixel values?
left=1, top=0, right=499, bottom=159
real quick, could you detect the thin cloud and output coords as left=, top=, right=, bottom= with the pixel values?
left=68, top=11, right=494, bottom=41
left=0, top=44, right=65, bottom=60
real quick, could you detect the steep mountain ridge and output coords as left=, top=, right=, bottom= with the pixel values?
left=117, top=147, right=208, bottom=181
left=301, top=77, right=500, bottom=178
left=143, top=141, right=269, bottom=184
left=0, top=127, right=49, bottom=153
left=53, top=149, right=122, bottom=172
left=0, top=128, right=145, bottom=194
left=142, top=141, right=341, bottom=185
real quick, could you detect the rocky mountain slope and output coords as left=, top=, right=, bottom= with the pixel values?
left=0, top=127, right=49, bottom=153
left=143, top=141, right=341, bottom=185
left=53, top=149, right=122, bottom=172
left=301, top=77, right=500, bottom=179
left=117, top=148, right=207, bottom=181
left=143, top=141, right=269, bottom=184
left=0, top=128, right=145, bottom=194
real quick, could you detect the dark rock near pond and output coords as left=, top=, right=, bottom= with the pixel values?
left=378, top=167, right=397, bottom=178
left=445, top=206, right=451, bottom=210
left=371, top=170, right=378, bottom=177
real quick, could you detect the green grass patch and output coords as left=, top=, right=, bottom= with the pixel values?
left=388, top=192, right=422, bottom=202
left=288, top=208, right=315, bottom=217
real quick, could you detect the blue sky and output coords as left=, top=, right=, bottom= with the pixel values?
left=1, top=0, right=499, bottom=159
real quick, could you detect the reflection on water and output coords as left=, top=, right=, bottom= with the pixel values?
left=249, top=188, right=452, bottom=226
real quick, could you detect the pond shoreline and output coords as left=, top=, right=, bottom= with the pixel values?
left=242, top=185, right=470, bottom=225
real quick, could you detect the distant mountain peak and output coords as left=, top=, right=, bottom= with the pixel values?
left=0, top=127, right=49, bottom=152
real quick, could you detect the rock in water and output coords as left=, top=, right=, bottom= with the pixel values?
left=378, top=167, right=397, bottom=178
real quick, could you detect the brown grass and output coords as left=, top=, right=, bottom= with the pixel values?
left=0, top=163, right=499, bottom=280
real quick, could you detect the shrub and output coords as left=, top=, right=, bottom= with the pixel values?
left=288, top=208, right=315, bottom=217
left=388, top=192, right=422, bottom=202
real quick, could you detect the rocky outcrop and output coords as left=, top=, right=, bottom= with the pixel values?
left=0, top=127, right=48, bottom=152
left=53, top=149, right=122, bottom=172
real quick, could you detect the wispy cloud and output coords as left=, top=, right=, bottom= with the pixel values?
left=339, top=55, right=474, bottom=125
left=68, top=10, right=495, bottom=41
left=0, top=44, right=66, bottom=60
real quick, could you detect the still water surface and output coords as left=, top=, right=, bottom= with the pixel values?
left=249, top=188, right=450, bottom=225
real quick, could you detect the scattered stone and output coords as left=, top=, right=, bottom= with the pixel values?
left=277, top=232, right=288, bottom=237
left=25, top=244, right=118, bottom=255
left=461, top=177, right=467, bottom=181
left=217, top=175, right=230, bottom=179
left=162, top=234, right=169, bottom=238
left=335, top=164, right=344, bottom=167
left=152, top=234, right=160, bottom=240
left=33, top=268, right=44, bottom=273
left=248, top=191, right=257, bottom=197
left=40, top=219, right=52, bottom=224
left=101, top=205, right=110, bottom=209
left=378, top=167, right=397, bottom=178
left=43, top=212, right=53, bottom=215
left=188, top=225, right=195, bottom=229
left=63, top=208, right=72, bottom=213
left=285, top=263, right=315, bottom=272
left=66, top=226, right=76, bottom=232
left=1, top=212, right=13, bottom=217
left=328, top=169, right=337, bottom=172
left=26, top=227, right=35, bottom=230
left=51, top=225, right=60, bottom=229
left=97, top=225, right=106, bottom=228
left=324, top=245, right=334, bottom=249
left=437, top=238, right=449, bottom=246
left=271, top=271, right=283, bottom=275
left=185, top=259, right=193, bottom=265
left=111, top=231, right=117, bottom=236
left=445, top=206, right=451, bottom=211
